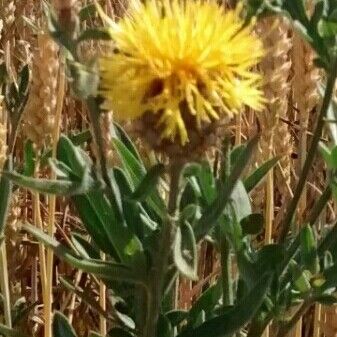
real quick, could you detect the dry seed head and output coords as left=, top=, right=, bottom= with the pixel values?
left=293, top=35, right=320, bottom=120
left=22, top=34, right=59, bottom=149
left=0, top=1, right=15, bottom=28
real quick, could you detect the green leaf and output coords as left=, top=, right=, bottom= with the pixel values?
left=77, top=28, right=111, bottom=43
left=195, top=136, right=259, bottom=241
left=23, top=141, right=35, bottom=177
left=300, top=225, right=319, bottom=274
left=319, top=142, right=333, bottom=168
left=113, top=137, right=165, bottom=218
left=244, top=156, right=280, bottom=192
left=157, top=315, right=173, bottom=337
left=59, top=277, right=110, bottom=321
left=290, top=261, right=312, bottom=293
left=240, top=213, right=264, bottom=236
left=228, top=180, right=251, bottom=222
left=321, top=262, right=337, bottom=291
left=3, top=170, right=101, bottom=196
left=256, top=244, right=285, bottom=273
left=71, top=233, right=100, bottom=259
left=71, top=195, right=118, bottom=257
left=314, top=294, right=337, bottom=305
left=197, top=161, right=216, bottom=205
left=113, top=122, right=142, bottom=162
left=69, top=62, right=99, bottom=99
left=0, top=159, right=12, bottom=236
left=53, top=311, right=77, bottom=337
left=174, top=221, right=198, bottom=281
left=326, top=88, right=337, bottom=145
left=0, top=324, right=27, bottom=337
left=166, top=310, right=188, bottom=327
left=57, top=135, right=145, bottom=265
left=318, top=19, right=337, bottom=37
left=187, top=279, right=222, bottom=326
left=24, top=224, right=145, bottom=284
left=79, top=4, right=97, bottom=21
left=178, top=274, right=272, bottom=337
left=129, top=164, right=165, bottom=201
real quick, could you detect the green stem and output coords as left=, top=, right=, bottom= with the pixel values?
left=279, top=58, right=337, bottom=242
left=220, top=233, right=233, bottom=306
left=143, top=162, right=182, bottom=337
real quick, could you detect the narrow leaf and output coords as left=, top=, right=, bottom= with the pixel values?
left=23, top=224, right=144, bottom=284
left=195, top=136, right=259, bottom=240
left=244, top=156, right=280, bottom=192
left=178, top=274, right=272, bottom=337
left=0, top=159, right=12, bottom=236
left=129, top=164, right=165, bottom=201
left=53, top=311, right=77, bottom=337
left=77, top=28, right=111, bottom=43
left=3, top=170, right=101, bottom=196
left=174, top=222, right=198, bottom=281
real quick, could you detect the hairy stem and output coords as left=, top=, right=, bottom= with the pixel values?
left=143, top=162, right=182, bottom=337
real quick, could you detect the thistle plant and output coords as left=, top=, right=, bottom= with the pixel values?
left=3, top=1, right=337, bottom=337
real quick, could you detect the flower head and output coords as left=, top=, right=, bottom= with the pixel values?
left=99, top=0, right=264, bottom=148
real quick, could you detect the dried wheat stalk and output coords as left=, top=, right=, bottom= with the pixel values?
left=22, top=34, right=59, bottom=149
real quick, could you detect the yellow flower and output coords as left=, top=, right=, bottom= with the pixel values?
left=99, top=0, right=264, bottom=146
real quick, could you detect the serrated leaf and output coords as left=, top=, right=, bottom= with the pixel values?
left=174, top=221, right=198, bottom=281
left=53, top=312, right=77, bottom=337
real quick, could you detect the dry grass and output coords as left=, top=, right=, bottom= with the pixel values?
left=0, top=0, right=336, bottom=336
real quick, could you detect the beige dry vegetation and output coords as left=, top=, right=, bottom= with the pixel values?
left=0, top=0, right=336, bottom=336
